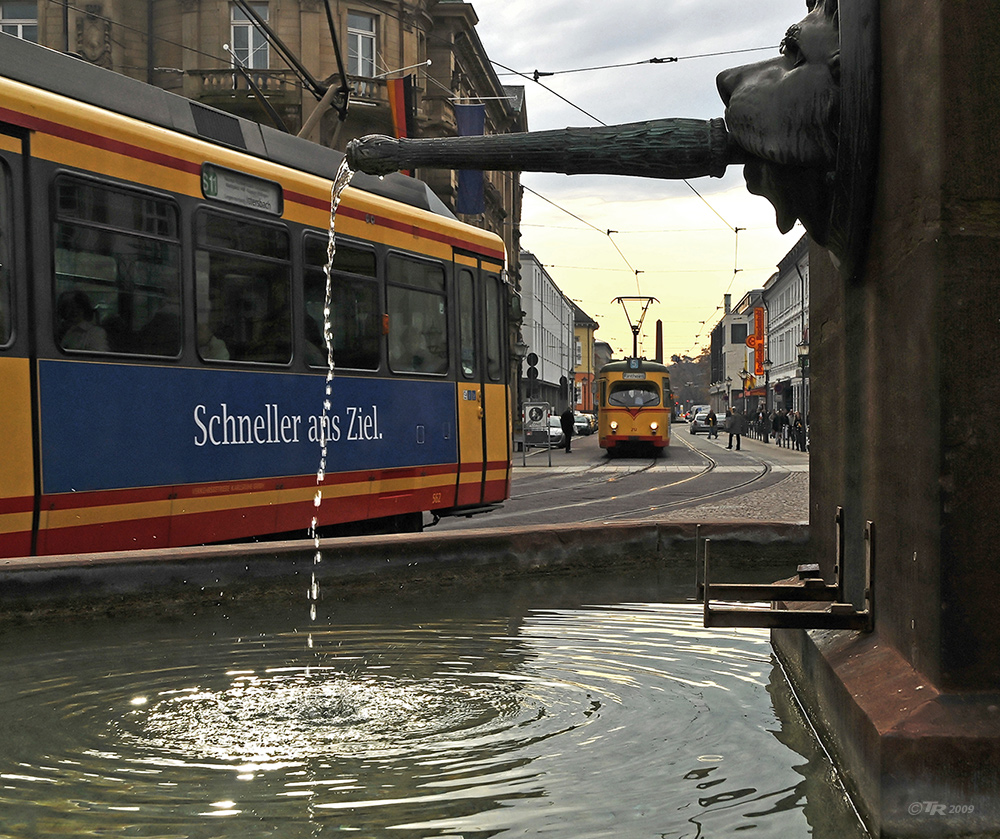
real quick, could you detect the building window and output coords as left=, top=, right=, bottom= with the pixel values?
left=347, top=12, right=376, bottom=78
left=730, top=322, right=748, bottom=344
left=231, top=3, right=269, bottom=70
left=0, top=2, right=37, bottom=42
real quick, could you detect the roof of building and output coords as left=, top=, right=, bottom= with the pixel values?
left=570, top=299, right=599, bottom=329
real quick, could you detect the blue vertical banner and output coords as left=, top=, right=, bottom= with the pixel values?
left=455, top=103, right=486, bottom=215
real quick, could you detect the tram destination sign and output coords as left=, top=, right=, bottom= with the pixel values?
left=622, top=371, right=647, bottom=379
left=201, top=163, right=283, bottom=216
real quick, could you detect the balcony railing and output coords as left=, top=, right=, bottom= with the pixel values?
left=188, top=68, right=303, bottom=105
left=189, top=70, right=389, bottom=110
left=347, top=75, right=387, bottom=106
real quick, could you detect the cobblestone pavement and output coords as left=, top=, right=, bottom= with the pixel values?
left=656, top=470, right=809, bottom=524
left=512, top=429, right=810, bottom=526
left=662, top=430, right=810, bottom=524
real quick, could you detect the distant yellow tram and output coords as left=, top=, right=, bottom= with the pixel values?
left=597, top=358, right=672, bottom=456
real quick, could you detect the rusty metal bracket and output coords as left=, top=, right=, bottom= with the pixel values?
left=700, top=508, right=874, bottom=631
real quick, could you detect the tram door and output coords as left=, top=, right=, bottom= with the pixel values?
left=455, top=256, right=504, bottom=506
left=0, top=128, right=35, bottom=557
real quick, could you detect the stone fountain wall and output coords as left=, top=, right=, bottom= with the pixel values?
left=779, top=1, right=1000, bottom=835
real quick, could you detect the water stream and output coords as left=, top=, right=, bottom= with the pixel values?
left=308, top=157, right=355, bottom=627
left=0, top=571, right=867, bottom=838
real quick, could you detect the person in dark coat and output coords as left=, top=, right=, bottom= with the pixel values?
left=772, top=409, right=786, bottom=446
left=792, top=411, right=807, bottom=451
left=726, top=408, right=746, bottom=451
left=560, top=407, right=575, bottom=453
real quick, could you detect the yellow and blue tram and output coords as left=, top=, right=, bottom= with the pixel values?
left=0, top=36, right=511, bottom=558
left=597, top=358, right=672, bottom=455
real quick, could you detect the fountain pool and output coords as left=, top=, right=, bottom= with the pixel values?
left=0, top=569, right=867, bottom=838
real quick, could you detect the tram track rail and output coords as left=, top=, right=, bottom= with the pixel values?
left=583, top=435, right=774, bottom=522
left=508, top=451, right=667, bottom=501
left=481, top=433, right=776, bottom=526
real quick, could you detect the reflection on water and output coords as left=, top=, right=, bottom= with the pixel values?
left=0, top=577, right=866, bottom=838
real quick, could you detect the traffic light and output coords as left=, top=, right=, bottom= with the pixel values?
left=526, top=352, right=538, bottom=397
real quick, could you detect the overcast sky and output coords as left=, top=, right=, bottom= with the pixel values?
left=462, top=0, right=810, bottom=359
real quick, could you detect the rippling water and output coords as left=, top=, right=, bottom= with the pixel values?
left=0, top=580, right=866, bottom=838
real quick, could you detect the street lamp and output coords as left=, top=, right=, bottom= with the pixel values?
left=739, top=367, right=750, bottom=414
left=726, top=375, right=732, bottom=410
left=763, top=357, right=773, bottom=413
left=797, top=339, right=809, bottom=418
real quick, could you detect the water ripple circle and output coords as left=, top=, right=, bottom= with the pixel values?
left=0, top=602, right=865, bottom=838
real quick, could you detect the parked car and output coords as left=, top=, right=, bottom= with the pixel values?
left=689, top=409, right=713, bottom=434
left=541, top=415, right=565, bottom=447
left=574, top=412, right=595, bottom=435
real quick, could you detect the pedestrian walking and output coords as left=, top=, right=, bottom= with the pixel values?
left=792, top=411, right=806, bottom=451
left=725, top=408, right=746, bottom=451
left=560, top=407, right=575, bottom=453
left=772, top=409, right=786, bottom=446
left=707, top=409, right=718, bottom=439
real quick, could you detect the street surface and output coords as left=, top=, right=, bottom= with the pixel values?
left=431, top=422, right=809, bottom=531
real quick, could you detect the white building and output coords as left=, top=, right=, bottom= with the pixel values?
left=763, top=234, right=810, bottom=415
left=709, top=290, right=765, bottom=414
left=707, top=234, right=811, bottom=421
left=519, top=251, right=575, bottom=410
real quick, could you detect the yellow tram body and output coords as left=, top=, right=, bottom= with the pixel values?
left=597, top=358, right=672, bottom=455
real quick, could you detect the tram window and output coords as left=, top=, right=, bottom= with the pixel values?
left=485, top=274, right=502, bottom=381
left=387, top=255, right=447, bottom=374
left=608, top=381, right=660, bottom=407
left=458, top=269, right=476, bottom=378
left=303, top=234, right=379, bottom=370
left=195, top=210, right=291, bottom=363
left=53, top=178, right=181, bottom=356
left=0, top=162, right=10, bottom=346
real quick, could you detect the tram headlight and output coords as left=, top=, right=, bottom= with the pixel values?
left=649, top=422, right=659, bottom=432
left=610, top=420, right=618, bottom=431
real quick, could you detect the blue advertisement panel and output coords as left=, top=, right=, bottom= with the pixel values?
left=38, top=361, right=458, bottom=494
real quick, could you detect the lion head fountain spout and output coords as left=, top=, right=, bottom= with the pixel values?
left=347, top=0, right=874, bottom=278
left=347, top=117, right=745, bottom=182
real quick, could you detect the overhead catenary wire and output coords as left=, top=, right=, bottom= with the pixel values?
left=522, top=183, right=643, bottom=294
left=497, top=45, right=779, bottom=80
left=487, top=57, right=608, bottom=127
